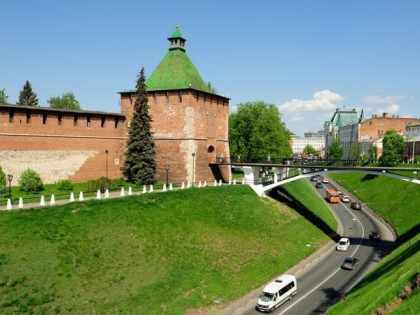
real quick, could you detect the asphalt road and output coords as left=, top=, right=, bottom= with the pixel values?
left=225, top=176, right=395, bottom=315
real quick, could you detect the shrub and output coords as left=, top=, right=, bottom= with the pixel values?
left=0, top=166, right=6, bottom=195
left=87, top=177, right=111, bottom=193
left=19, top=169, right=44, bottom=193
left=57, top=180, right=73, bottom=192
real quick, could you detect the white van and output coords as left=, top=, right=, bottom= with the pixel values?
left=256, top=274, right=297, bottom=312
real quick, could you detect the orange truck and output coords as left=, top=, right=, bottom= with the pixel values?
left=326, top=189, right=340, bottom=203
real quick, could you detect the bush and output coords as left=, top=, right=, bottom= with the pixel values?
left=57, top=180, right=73, bottom=192
left=87, top=177, right=126, bottom=192
left=0, top=166, right=6, bottom=195
left=19, top=169, right=44, bottom=193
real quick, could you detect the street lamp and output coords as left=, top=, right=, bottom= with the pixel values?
left=192, top=153, right=196, bottom=187
left=7, top=174, right=13, bottom=199
left=164, top=164, right=170, bottom=185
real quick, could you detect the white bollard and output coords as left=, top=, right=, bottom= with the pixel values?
left=70, top=192, right=75, bottom=202
left=187, top=181, right=190, bottom=188
left=40, top=195, right=45, bottom=206
left=128, top=187, right=132, bottom=195
left=229, top=180, right=232, bottom=185
left=233, top=178, right=236, bottom=185
left=105, top=189, right=109, bottom=198
left=18, top=197, right=24, bottom=209
left=163, top=184, right=167, bottom=192
left=198, top=181, right=202, bottom=188
left=143, top=185, right=147, bottom=194
left=120, top=187, right=125, bottom=196
left=50, top=194, right=55, bottom=205
left=169, top=183, right=173, bottom=190
left=149, top=185, right=153, bottom=193
left=242, top=178, right=245, bottom=184
left=79, top=192, right=84, bottom=201
left=214, top=180, right=217, bottom=186
left=6, top=199, right=12, bottom=210
left=97, top=190, right=101, bottom=199
left=219, top=179, right=222, bottom=186
left=181, top=182, right=185, bottom=189
left=204, top=181, right=207, bottom=187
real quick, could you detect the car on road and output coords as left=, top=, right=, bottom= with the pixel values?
left=256, top=274, right=297, bottom=312
left=351, top=202, right=362, bottom=210
left=322, top=178, right=329, bottom=184
left=341, top=256, right=359, bottom=270
left=369, top=231, right=381, bottom=241
left=336, top=238, right=350, bottom=251
left=341, top=195, right=350, bottom=203
left=315, top=182, right=323, bottom=188
left=310, top=175, right=318, bottom=182
left=336, top=190, right=343, bottom=196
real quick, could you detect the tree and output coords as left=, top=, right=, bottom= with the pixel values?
left=121, top=67, right=156, bottom=184
left=349, top=143, right=363, bottom=160
left=303, top=144, right=319, bottom=157
left=0, top=166, right=6, bottom=195
left=229, top=101, right=292, bottom=162
left=19, top=169, right=44, bottom=193
left=328, top=138, right=344, bottom=160
left=48, top=91, right=81, bottom=110
left=18, top=80, right=38, bottom=106
left=368, top=144, right=378, bottom=161
left=0, top=88, right=8, bottom=104
left=381, top=129, right=404, bottom=166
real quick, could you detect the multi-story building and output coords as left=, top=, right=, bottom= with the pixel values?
left=291, top=135, right=325, bottom=157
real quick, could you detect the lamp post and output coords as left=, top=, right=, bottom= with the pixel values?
left=105, top=150, right=109, bottom=178
left=412, top=132, right=415, bottom=163
left=164, top=164, right=170, bottom=185
left=7, top=174, right=13, bottom=199
left=192, top=153, right=195, bottom=187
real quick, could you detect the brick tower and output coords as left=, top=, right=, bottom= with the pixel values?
left=120, top=26, right=230, bottom=184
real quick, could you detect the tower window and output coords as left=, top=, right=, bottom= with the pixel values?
left=26, top=110, right=31, bottom=123
left=154, top=92, right=157, bottom=104
left=74, top=114, right=78, bottom=126
left=101, top=115, right=105, bottom=128
left=58, top=113, right=63, bottom=125
left=179, top=91, right=182, bottom=102
left=87, top=114, right=91, bottom=127
left=166, top=91, right=169, bottom=104
left=9, top=110, right=14, bottom=123
left=115, top=117, right=119, bottom=128
left=43, top=112, right=47, bottom=124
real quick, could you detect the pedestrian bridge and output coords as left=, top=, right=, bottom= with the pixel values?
left=209, top=158, right=420, bottom=196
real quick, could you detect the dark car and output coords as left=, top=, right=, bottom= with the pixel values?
left=341, top=256, right=359, bottom=270
left=310, top=175, right=318, bottom=182
left=351, top=202, right=362, bottom=210
left=369, top=231, right=381, bottom=241
left=315, top=182, right=323, bottom=188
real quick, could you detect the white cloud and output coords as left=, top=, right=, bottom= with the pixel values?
left=375, top=104, right=400, bottom=115
left=278, top=90, right=344, bottom=113
left=364, top=95, right=406, bottom=104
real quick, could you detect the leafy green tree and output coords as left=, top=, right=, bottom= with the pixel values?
left=0, top=88, right=8, bottom=104
left=229, top=101, right=292, bottom=162
left=368, top=144, right=379, bottom=161
left=328, top=138, right=344, bottom=160
left=381, top=129, right=404, bottom=166
left=349, top=143, right=363, bottom=160
left=18, top=80, right=38, bottom=106
left=48, top=91, right=81, bottom=110
left=121, top=67, right=156, bottom=184
left=303, top=144, right=319, bottom=157
left=19, top=169, right=44, bottom=193
left=0, top=166, right=6, bottom=195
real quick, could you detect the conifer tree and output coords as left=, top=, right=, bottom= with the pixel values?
left=121, top=68, right=156, bottom=184
left=18, top=80, right=38, bottom=106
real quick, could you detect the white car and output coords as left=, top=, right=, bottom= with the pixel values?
left=337, top=238, right=350, bottom=251
left=341, top=195, right=350, bottom=203
left=322, top=178, right=329, bottom=184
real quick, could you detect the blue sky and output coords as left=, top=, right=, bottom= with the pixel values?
left=1, top=0, right=419, bottom=136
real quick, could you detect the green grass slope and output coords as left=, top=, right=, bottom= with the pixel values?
left=325, top=174, right=420, bottom=315
left=0, top=185, right=330, bottom=315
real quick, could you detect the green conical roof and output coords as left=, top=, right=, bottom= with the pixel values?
left=145, top=26, right=210, bottom=93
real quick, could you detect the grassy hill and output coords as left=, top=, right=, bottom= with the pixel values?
left=325, top=173, right=420, bottom=315
left=0, top=184, right=331, bottom=315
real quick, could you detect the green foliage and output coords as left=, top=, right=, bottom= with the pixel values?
left=0, top=185, right=327, bottom=314
left=368, top=144, right=379, bottom=161
left=381, top=129, right=404, bottom=166
left=349, top=142, right=363, bottom=160
left=328, top=138, right=344, bottom=160
left=48, top=91, right=81, bottom=110
left=17, top=80, right=38, bottom=106
left=229, top=101, right=292, bottom=161
left=18, top=169, right=44, bottom=193
left=303, top=144, right=319, bottom=157
left=87, top=177, right=124, bottom=192
left=0, top=88, right=8, bottom=104
left=0, top=166, right=6, bottom=195
left=56, top=180, right=73, bottom=192
left=121, top=68, right=156, bottom=184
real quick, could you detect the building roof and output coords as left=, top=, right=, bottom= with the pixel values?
left=329, top=108, right=360, bottom=127
left=145, top=26, right=210, bottom=93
